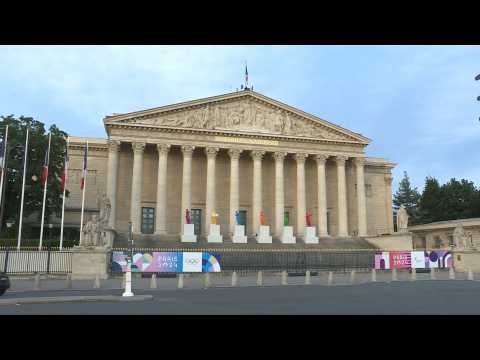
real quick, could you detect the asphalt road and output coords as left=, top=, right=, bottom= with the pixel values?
left=1, top=280, right=480, bottom=314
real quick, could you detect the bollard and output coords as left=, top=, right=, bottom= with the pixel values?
left=391, top=268, right=398, bottom=281
left=34, top=273, right=41, bottom=291
left=257, top=271, right=263, bottom=286
left=93, top=274, right=101, bottom=289
left=203, top=272, right=210, bottom=289
left=468, top=268, right=474, bottom=281
left=430, top=267, right=436, bottom=280
left=177, top=273, right=184, bottom=289
left=371, top=268, right=376, bottom=282
left=231, top=271, right=238, bottom=287
left=150, top=273, right=157, bottom=289
left=449, top=267, right=455, bottom=280
left=411, top=268, right=416, bottom=281
left=65, top=274, right=72, bottom=289
left=122, top=273, right=126, bottom=289
left=305, top=270, right=311, bottom=285
left=281, top=271, right=288, bottom=285
left=327, top=271, right=333, bottom=285
left=349, top=270, right=356, bottom=284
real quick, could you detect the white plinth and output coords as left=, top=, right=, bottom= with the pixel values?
left=256, top=225, right=272, bottom=243
left=232, top=225, right=248, bottom=243
left=304, top=226, right=319, bottom=244
left=281, top=226, right=296, bottom=244
left=207, top=224, right=223, bottom=243
left=181, top=223, right=197, bottom=242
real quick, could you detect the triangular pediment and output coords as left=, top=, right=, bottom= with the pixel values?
left=104, top=91, right=370, bottom=144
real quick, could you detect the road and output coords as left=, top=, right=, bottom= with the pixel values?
left=1, top=280, right=480, bottom=314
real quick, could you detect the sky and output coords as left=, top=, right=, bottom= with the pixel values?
left=0, top=45, right=479, bottom=192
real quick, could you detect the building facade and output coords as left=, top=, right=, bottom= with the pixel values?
left=64, top=90, right=396, bottom=244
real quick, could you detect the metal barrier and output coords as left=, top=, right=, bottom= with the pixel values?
left=0, top=249, right=73, bottom=274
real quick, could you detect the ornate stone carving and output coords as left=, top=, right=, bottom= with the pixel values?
left=250, top=150, right=266, bottom=161
left=205, top=147, right=219, bottom=158
left=80, top=215, right=101, bottom=247
left=132, top=142, right=146, bottom=154
left=315, top=153, right=330, bottom=164
left=181, top=145, right=195, bottom=156
left=156, top=143, right=171, bottom=155
left=396, top=205, right=409, bottom=233
left=453, top=223, right=473, bottom=249
left=107, top=140, right=120, bottom=152
left=228, top=148, right=243, bottom=159
left=294, top=153, right=309, bottom=163
left=273, top=151, right=287, bottom=161
left=130, top=98, right=357, bottom=141
left=334, top=155, right=348, bottom=165
left=353, top=157, right=365, bottom=166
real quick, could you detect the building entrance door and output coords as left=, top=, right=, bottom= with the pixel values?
left=191, top=209, right=202, bottom=235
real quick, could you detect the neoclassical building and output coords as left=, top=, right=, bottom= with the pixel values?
left=63, top=89, right=396, bottom=245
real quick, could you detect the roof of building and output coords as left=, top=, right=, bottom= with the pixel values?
left=409, top=218, right=480, bottom=231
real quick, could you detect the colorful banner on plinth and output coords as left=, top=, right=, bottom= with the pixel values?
left=374, top=250, right=453, bottom=270
left=111, top=251, right=222, bottom=273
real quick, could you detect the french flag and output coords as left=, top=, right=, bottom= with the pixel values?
left=60, top=143, right=69, bottom=192
left=81, top=143, right=88, bottom=190
left=40, top=141, right=50, bottom=187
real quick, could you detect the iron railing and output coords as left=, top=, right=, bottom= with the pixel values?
left=0, top=248, right=73, bottom=274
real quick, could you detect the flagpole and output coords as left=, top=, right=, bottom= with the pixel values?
left=0, top=125, right=8, bottom=210
left=59, top=137, right=69, bottom=251
left=17, top=128, right=29, bottom=251
left=39, top=132, right=52, bottom=251
left=79, top=141, right=88, bottom=246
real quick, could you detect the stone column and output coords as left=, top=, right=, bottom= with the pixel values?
left=335, top=155, right=349, bottom=237
left=130, top=142, right=146, bottom=234
left=295, top=153, right=308, bottom=238
left=250, top=150, right=266, bottom=236
left=228, top=148, right=242, bottom=235
left=181, top=145, right=195, bottom=227
left=385, top=175, right=394, bottom=234
left=106, top=140, right=120, bottom=229
left=273, top=152, right=286, bottom=238
left=155, top=144, right=170, bottom=235
left=354, top=157, right=368, bottom=237
left=204, top=147, right=219, bottom=235
left=315, top=154, right=329, bottom=237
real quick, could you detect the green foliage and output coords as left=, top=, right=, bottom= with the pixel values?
left=393, top=171, right=421, bottom=224
left=0, top=115, right=69, bottom=233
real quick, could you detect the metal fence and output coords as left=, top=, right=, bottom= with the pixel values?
left=0, top=249, right=73, bottom=274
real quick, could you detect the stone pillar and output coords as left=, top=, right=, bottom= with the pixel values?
left=295, top=153, right=308, bottom=238
left=273, top=152, right=286, bottom=238
left=130, top=142, right=146, bottom=234
left=315, top=154, right=329, bottom=237
left=250, top=150, right=266, bottom=235
left=385, top=175, right=394, bottom=234
left=335, top=155, right=349, bottom=237
left=106, top=140, right=120, bottom=229
left=155, top=144, right=170, bottom=235
left=181, top=145, right=195, bottom=227
left=204, top=147, right=219, bottom=235
left=228, top=148, right=242, bottom=235
left=354, top=157, right=368, bottom=237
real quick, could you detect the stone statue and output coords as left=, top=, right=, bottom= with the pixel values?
left=396, top=205, right=409, bottom=232
left=235, top=211, right=241, bottom=225
left=97, top=192, right=111, bottom=230
left=81, top=215, right=102, bottom=247
left=185, top=209, right=191, bottom=224
left=453, top=223, right=469, bottom=249
left=211, top=211, right=219, bottom=225
left=260, top=211, right=266, bottom=226
left=306, top=211, right=313, bottom=227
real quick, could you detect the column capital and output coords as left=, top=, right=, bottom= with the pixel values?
left=132, top=142, right=146, bottom=154
left=334, top=155, right=349, bottom=165
left=294, top=152, right=309, bottom=163
left=315, top=153, right=330, bottom=164
left=250, top=150, right=266, bottom=161
left=353, top=157, right=366, bottom=166
left=205, top=146, right=220, bottom=158
left=273, top=151, right=287, bottom=161
left=181, top=145, right=195, bottom=156
left=228, top=148, right=243, bottom=159
left=156, top=143, right=171, bottom=155
left=107, top=140, right=120, bottom=152
left=385, top=176, right=393, bottom=185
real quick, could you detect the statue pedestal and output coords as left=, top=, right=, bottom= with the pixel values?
left=304, top=227, right=319, bottom=244
left=71, top=246, right=110, bottom=280
left=232, top=225, right=248, bottom=243
left=207, top=224, right=223, bottom=243
left=281, top=226, right=296, bottom=244
left=256, top=225, right=272, bottom=244
left=181, top=224, right=197, bottom=243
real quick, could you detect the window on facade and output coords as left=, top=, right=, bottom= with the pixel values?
left=141, top=207, right=155, bottom=234
left=191, top=209, right=202, bottom=235
left=434, top=236, right=442, bottom=248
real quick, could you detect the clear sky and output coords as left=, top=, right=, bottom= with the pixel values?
left=1, top=45, right=479, bottom=192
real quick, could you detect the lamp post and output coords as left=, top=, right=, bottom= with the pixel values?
left=122, top=222, right=134, bottom=297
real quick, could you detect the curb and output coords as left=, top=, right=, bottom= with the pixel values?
left=0, top=295, right=154, bottom=306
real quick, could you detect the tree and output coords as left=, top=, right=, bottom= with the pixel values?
left=0, top=115, right=69, bottom=237
left=418, top=176, right=442, bottom=224
left=393, top=171, right=421, bottom=224
left=437, top=178, right=480, bottom=220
